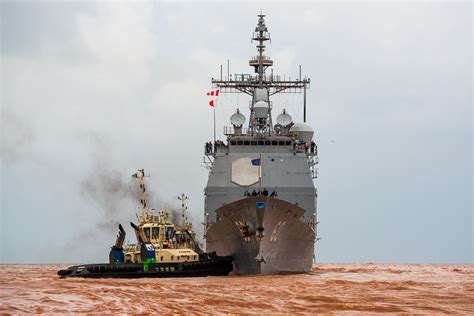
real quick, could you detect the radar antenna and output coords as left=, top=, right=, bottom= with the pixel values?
left=211, top=14, right=311, bottom=135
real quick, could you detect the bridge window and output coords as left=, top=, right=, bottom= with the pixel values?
left=143, top=228, right=151, bottom=240
left=165, top=227, right=174, bottom=239
left=152, top=227, right=159, bottom=239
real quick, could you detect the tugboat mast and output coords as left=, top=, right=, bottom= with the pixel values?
left=177, top=193, right=189, bottom=228
left=136, top=169, right=148, bottom=223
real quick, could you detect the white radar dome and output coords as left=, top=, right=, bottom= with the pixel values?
left=253, top=101, right=269, bottom=118
left=276, top=109, right=293, bottom=127
left=289, top=122, right=314, bottom=143
left=230, top=110, right=246, bottom=126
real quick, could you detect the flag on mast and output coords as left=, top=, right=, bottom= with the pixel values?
left=207, top=90, right=220, bottom=96
left=207, top=89, right=220, bottom=107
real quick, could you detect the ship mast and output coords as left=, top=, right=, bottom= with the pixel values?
left=211, top=14, right=311, bottom=135
left=177, top=193, right=189, bottom=228
left=133, top=168, right=148, bottom=224
left=253, top=13, right=271, bottom=85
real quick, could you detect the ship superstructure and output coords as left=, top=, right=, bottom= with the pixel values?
left=123, top=169, right=200, bottom=264
left=203, top=14, right=318, bottom=274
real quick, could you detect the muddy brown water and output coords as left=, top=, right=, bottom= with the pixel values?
left=0, top=264, right=472, bottom=314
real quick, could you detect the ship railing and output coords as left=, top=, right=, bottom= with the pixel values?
left=249, top=55, right=272, bottom=61
left=203, top=154, right=213, bottom=170
left=307, top=155, right=319, bottom=179
left=218, top=74, right=310, bottom=84
left=203, top=140, right=228, bottom=156
left=223, top=126, right=248, bottom=136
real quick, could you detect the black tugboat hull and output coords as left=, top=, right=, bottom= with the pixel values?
left=58, top=256, right=234, bottom=279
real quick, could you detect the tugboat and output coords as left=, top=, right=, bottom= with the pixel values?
left=58, top=169, right=233, bottom=278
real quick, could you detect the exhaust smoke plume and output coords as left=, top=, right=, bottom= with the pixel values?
left=78, top=132, right=183, bottom=233
left=0, top=109, right=36, bottom=165
left=80, top=167, right=133, bottom=232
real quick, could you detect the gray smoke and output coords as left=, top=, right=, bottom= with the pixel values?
left=0, top=109, right=36, bottom=165
left=78, top=132, right=183, bottom=233
left=76, top=132, right=133, bottom=232
left=80, top=167, right=133, bottom=232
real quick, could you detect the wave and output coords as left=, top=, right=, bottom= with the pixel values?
left=0, top=264, right=472, bottom=314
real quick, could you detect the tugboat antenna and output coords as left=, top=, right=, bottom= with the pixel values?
left=178, top=193, right=189, bottom=227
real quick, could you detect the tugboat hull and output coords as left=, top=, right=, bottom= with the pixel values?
left=58, top=256, right=234, bottom=279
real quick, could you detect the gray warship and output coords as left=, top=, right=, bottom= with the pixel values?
left=203, top=14, right=319, bottom=275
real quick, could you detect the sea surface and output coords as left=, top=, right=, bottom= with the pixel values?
left=0, top=264, right=472, bottom=314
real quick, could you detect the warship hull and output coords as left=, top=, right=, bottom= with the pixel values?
left=206, top=196, right=315, bottom=275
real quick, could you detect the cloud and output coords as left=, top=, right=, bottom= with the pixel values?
left=75, top=2, right=158, bottom=93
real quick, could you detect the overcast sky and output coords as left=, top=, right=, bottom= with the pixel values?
left=1, top=1, right=472, bottom=264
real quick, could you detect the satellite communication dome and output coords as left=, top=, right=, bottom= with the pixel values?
left=276, top=109, right=293, bottom=127
left=253, top=101, right=269, bottom=118
left=289, top=122, right=314, bottom=143
left=230, top=110, right=246, bottom=126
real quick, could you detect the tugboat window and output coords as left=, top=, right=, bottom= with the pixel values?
left=165, top=227, right=173, bottom=239
left=258, top=141, right=264, bottom=146
left=143, top=228, right=151, bottom=240
left=152, top=227, right=159, bottom=239
left=244, top=140, right=250, bottom=145
left=251, top=141, right=257, bottom=146
left=265, top=140, right=270, bottom=145
left=230, top=141, right=236, bottom=145
left=237, top=141, right=243, bottom=145
left=279, top=141, right=285, bottom=146
left=271, top=141, right=277, bottom=146
left=285, top=141, right=292, bottom=146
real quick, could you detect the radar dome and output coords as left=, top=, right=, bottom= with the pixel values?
left=253, top=101, right=269, bottom=118
left=276, top=109, right=293, bottom=127
left=289, top=123, right=314, bottom=143
left=230, top=110, right=246, bottom=126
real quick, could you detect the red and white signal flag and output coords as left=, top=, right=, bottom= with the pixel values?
left=207, top=90, right=220, bottom=97
left=207, top=89, right=220, bottom=107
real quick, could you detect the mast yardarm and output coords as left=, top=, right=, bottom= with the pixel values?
left=211, top=14, right=311, bottom=135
